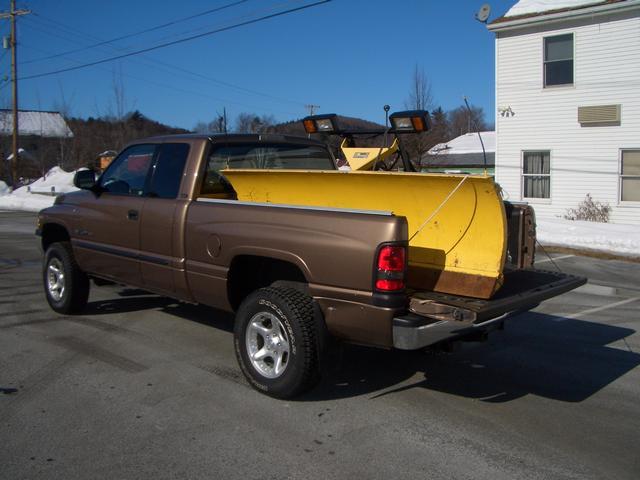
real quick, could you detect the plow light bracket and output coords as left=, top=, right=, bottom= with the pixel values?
left=389, top=110, right=430, bottom=133
left=302, top=114, right=340, bottom=134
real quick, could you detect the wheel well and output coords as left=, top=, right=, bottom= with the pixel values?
left=227, top=255, right=307, bottom=311
left=41, top=223, right=70, bottom=251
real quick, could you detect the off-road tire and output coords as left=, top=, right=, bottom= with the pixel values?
left=43, top=241, right=90, bottom=314
left=234, top=286, right=321, bottom=399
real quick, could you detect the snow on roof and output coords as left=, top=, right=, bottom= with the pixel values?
left=0, top=110, right=73, bottom=138
left=504, top=0, right=616, bottom=18
left=428, top=131, right=495, bottom=155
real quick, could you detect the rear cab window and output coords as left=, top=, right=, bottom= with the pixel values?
left=200, top=142, right=335, bottom=199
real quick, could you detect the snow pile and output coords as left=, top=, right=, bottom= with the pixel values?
left=0, top=180, right=9, bottom=196
left=537, top=218, right=640, bottom=258
left=0, top=166, right=79, bottom=212
left=505, top=0, right=605, bottom=17
left=11, top=166, right=78, bottom=196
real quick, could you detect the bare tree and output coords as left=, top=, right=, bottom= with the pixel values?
left=447, top=105, right=488, bottom=138
left=234, top=112, right=275, bottom=133
left=405, top=64, right=433, bottom=111
left=403, top=64, right=434, bottom=165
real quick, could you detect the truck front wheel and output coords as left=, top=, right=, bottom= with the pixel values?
left=43, top=241, right=90, bottom=314
left=234, top=286, right=321, bottom=398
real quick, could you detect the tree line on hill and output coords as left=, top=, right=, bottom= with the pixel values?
left=0, top=66, right=489, bottom=182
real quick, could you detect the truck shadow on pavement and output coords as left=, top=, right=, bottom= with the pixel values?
left=303, top=312, right=639, bottom=403
left=84, top=292, right=639, bottom=403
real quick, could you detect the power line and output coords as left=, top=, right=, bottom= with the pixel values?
left=19, top=42, right=302, bottom=117
left=20, top=1, right=332, bottom=81
left=20, top=5, right=308, bottom=107
left=21, top=0, right=251, bottom=65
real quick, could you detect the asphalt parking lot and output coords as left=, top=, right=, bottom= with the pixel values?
left=1, top=210, right=639, bottom=480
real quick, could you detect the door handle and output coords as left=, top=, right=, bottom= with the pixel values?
left=127, top=209, right=139, bottom=221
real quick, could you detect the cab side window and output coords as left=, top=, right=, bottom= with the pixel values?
left=99, top=144, right=156, bottom=196
left=200, top=146, right=236, bottom=198
left=148, top=143, right=190, bottom=199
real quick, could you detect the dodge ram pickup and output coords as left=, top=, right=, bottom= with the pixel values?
left=37, top=133, right=586, bottom=398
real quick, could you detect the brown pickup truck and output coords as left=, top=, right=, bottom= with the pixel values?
left=37, top=133, right=585, bottom=398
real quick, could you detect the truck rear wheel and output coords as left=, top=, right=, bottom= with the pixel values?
left=234, top=286, right=321, bottom=398
left=43, top=241, right=90, bottom=314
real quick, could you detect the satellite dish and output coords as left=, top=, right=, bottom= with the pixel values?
left=475, top=3, right=491, bottom=23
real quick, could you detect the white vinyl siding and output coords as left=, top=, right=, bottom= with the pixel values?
left=495, top=9, right=640, bottom=224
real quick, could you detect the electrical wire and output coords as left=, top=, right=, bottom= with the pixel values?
left=21, top=0, right=251, bottom=65
left=20, top=1, right=332, bottom=81
left=19, top=42, right=302, bottom=117
left=19, top=5, right=308, bottom=106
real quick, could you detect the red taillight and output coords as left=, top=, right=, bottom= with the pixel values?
left=375, top=245, right=406, bottom=291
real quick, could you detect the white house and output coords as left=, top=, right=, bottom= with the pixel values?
left=488, top=0, right=640, bottom=224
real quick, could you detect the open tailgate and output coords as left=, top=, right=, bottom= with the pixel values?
left=393, top=269, right=586, bottom=349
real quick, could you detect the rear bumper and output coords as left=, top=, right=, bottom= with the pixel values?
left=394, top=268, right=587, bottom=350
left=393, top=310, right=524, bottom=350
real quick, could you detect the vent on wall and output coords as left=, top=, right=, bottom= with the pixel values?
left=578, top=104, right=621, bottom=126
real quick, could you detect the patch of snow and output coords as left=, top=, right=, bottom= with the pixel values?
left=428, top=132, right=495, bottom=155
left=0, top=194, right=56, bottom=212
left=12, top=166, right=79, bottom=196
left=0, top=166, right=80, bottom=212
left=0, top=180, right=9, bottom=196
left=537, top=218, right=640, bottom=257
left=505, top=0, right=605, bottom=17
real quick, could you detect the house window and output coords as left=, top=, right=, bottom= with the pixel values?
left=544, top=34, right=573, bottom=87
left=523, top=151, right=551, bottom=199
left=621, top=150, right=640, bottom=202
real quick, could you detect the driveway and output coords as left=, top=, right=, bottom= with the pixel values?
left=1, top=211, right=639, bottom=479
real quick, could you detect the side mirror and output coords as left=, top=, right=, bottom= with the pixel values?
left=73, top=169, right=97, bottom=190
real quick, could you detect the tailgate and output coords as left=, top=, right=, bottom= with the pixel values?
left=393, top=269, right=586, bottom=349
left=408, top=269, right=587, bottom=323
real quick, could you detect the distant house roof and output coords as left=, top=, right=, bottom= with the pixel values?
left=422, top=132, right=495, bottom=168
left=428, top=131, right=495, bottom=156
left=0, top=110, right=73, bottom=138
left=422, top=152, right=495, bottom=168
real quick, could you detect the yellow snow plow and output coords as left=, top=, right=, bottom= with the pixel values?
left=222, top=169, right=507, bottom=299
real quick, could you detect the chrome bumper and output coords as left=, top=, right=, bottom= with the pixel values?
left=392, top=311, right=521, bottom=350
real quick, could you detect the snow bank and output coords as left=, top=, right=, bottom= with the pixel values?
left=537, top=218, right=640, bottom=258
left=11, top=166, right=78, bottom=196
left=0, top=166, right=79, bottom=212
left=0, top=180, right=9, bottom=196
left=505, top=0, right=604, bottom=17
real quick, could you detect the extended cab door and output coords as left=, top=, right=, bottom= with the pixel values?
left=138, top=143, right=190, bottom=296
left=73, top=144, right=156, bottom=286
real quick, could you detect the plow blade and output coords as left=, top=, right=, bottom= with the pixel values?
left=222, top=170, right=508, bottom=299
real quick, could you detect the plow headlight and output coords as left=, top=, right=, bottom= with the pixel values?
left=302, top=114, right=340, bottom=134
left=389, top=110, right=430, bottom=133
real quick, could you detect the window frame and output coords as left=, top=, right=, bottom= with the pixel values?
left=145, top=142, right=191, bottom=200
left=543, top=33, right=575, bottom=88
left=521, top=150, right=552, bottom=203
left=619, top=149, right=640, bottom=205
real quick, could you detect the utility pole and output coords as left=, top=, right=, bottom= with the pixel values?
left=1, top=1, right=31, bottom=185
left=305, top=104, right=320, bottom=116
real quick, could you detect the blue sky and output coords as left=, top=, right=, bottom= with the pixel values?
left=2, top=0, right=515, bottom=130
